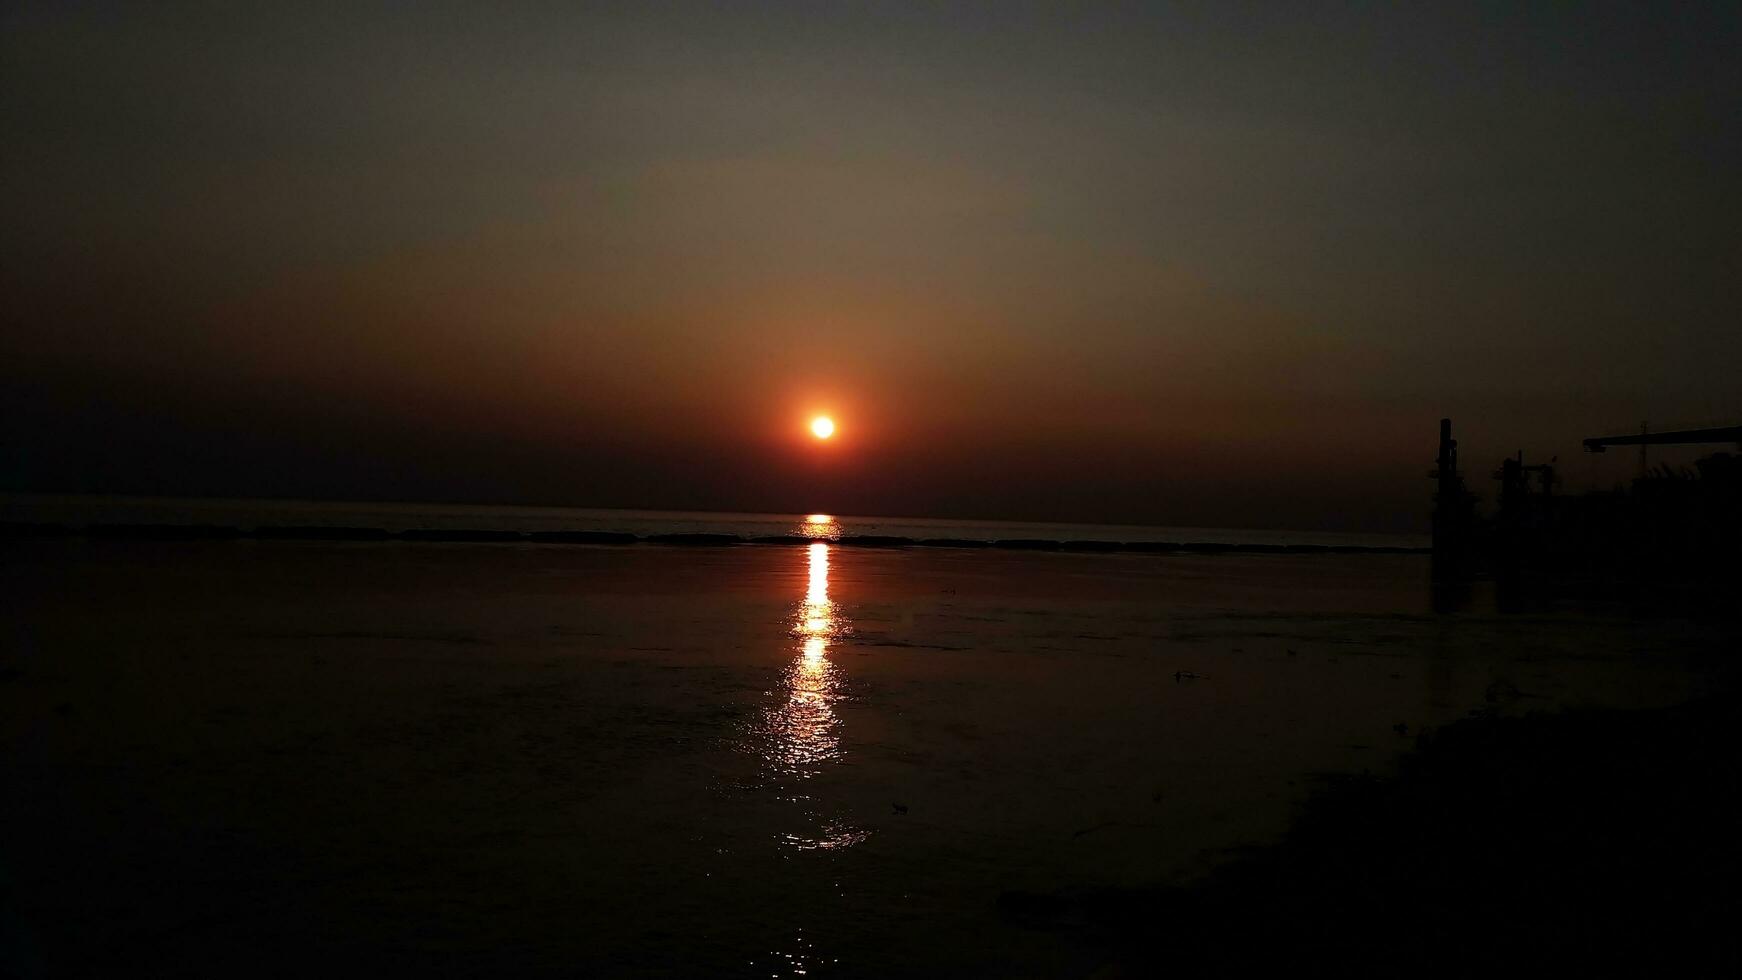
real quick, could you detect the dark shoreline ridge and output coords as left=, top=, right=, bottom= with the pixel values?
left=0, top=521, right=1428, bottom=554
left=1000, top=694, right=1742, bottom=974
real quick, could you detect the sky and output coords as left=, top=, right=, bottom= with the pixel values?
left=3, top=1, right=1737, bottom=531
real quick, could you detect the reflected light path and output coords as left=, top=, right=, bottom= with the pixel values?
left=767, top=542, right=846, bottom=776
left=800, top=513, right=840, bottom=539
left=754, top=542, right=870, bottom=856
left=735, top=542, right=866, bottom=974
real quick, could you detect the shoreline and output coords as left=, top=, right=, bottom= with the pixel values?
left=0, top=521, right=1430, bottom=554
left=1002, top=692, right=1742, bottom=974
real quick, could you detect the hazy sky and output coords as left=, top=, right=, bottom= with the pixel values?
left=4, top=1, right=1737, bottom=530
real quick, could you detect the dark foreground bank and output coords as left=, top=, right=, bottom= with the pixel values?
left=1004, top=695, right=1742, bottom=975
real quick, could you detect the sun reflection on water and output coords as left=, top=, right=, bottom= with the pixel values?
left=764, top=543, right=846, bottom=776
left=799, top=513, right=840, bottom=538
left=738, top=542, right=867, bottom=972
left=741, top=540, right=873, bottom=861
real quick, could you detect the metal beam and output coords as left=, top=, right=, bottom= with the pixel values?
left=1582, top=425, right=1742, bottom=452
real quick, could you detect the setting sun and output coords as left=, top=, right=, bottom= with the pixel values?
left=810, top=416, right=835, bottom=439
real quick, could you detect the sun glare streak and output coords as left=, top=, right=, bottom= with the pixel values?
left=738, top=538, right=866, bottom=895
left=800, top=513, right=840, bottom=539
left=806, top=541, right=829, bottom=608
left=803, top=635, right=827, bottom=663
left=758, top=541, right=850, bottom=784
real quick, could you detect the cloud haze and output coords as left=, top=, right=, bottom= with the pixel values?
left=4, top=2, right=1737, bottom=530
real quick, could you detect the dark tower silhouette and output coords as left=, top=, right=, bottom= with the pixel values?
left=1430, top=418, right=1472, bottom=574
left=1493, top=451, right=1558, bottom=567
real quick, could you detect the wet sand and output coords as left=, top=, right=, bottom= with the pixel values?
left=2, top=541, right=1733, bottom=976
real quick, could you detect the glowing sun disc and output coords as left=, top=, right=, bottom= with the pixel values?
left=810, top=416, right=835, bottom=439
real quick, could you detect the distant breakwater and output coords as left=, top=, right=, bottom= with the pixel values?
left=1, top=522, right=1428, bottom=555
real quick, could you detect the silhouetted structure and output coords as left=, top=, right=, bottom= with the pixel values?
left=1429, top=418, right=1476, bottom=574
left=1492, top=451, right=1557, bottom=565
left=1433, top=417, right=1742, bottom=580
left=1582, top=424, right=1742, bottom=453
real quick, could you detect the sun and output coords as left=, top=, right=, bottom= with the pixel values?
left=810, top=416, right=835, bottom=440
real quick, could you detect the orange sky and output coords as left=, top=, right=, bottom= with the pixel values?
left=3, top=3, right=1737, bottom=530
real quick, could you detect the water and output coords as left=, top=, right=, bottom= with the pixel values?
left=0, top=492, right=1429, bottom=549
left=3, top=535, right=1728, bottom=976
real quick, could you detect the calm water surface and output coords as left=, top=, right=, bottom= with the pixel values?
left=2, top=539, right=1729, bottom=976
left=1, top=493, right=1429, bottom=548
